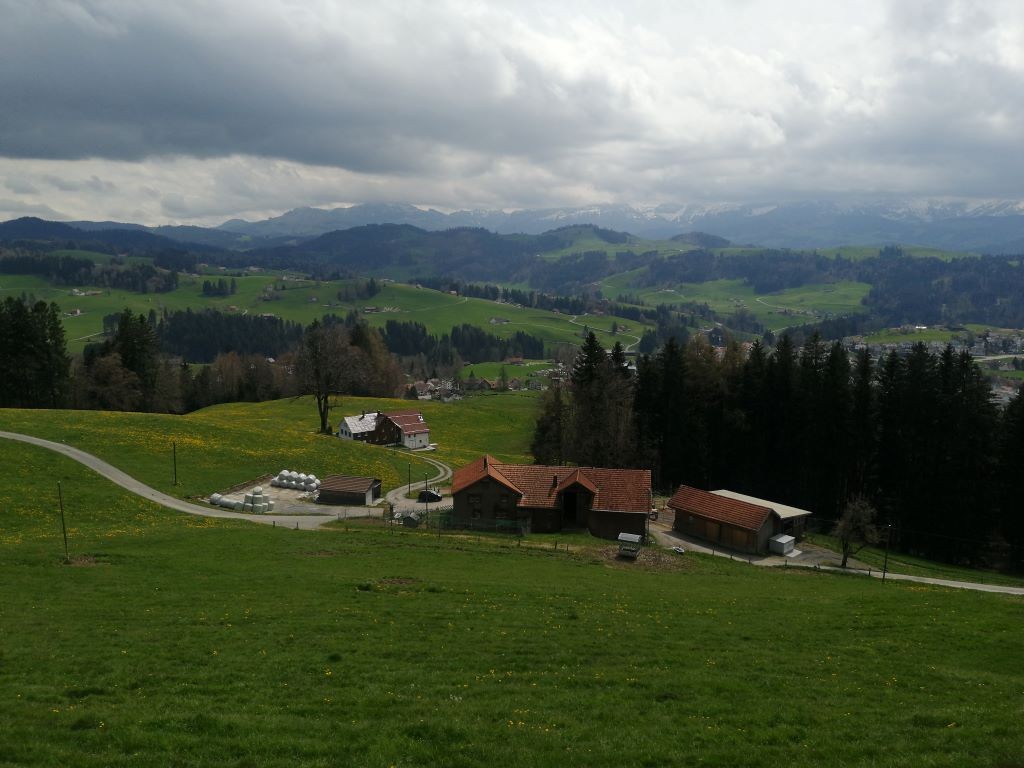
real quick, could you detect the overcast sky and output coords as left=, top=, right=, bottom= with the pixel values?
left=1, top=0, right=1023, bottom=225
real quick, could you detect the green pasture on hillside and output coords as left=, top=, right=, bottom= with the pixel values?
left=0, top=269, right=651, bottom=354
left=0, top=431, right=1022, bottom=767
left=0, top=393, right=539, bottom=496
left=864, top=323, right=1022, bottom=345
left=601, top=278, right=870, bottom=332
left=539, top=233, right=695, bottom=261
left=0, top=399, right=432, bottom=501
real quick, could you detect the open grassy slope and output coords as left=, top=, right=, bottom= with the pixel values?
left=0, top=432, right=1022, bottom=768
left=0, top=270, right=648, bottom=354
left=0, top=398, right=437, bottom=500
left=0, top=393, right=539, bottom=496
left=601, top=276, right=871, bottom=332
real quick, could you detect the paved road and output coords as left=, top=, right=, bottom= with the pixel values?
left=0, top=431, right=343, bottom=530
left=383, top=452, right=453, bottom=514
left=652, top=520, right=1024, bottom=596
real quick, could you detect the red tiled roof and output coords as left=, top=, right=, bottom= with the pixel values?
left=555, top=467, right=598, bottom=495
left=383, top=410, right=429, bottom=435
left=667, top=485, right=771, bottom=532
left=453, top=457, right=650, bottom=514
left=451, top=455, right=519, bottom=495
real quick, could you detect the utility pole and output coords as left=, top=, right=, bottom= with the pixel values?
left=57, top=480, right=69, bottom=563
left=882, top=523, right=892, bottom=582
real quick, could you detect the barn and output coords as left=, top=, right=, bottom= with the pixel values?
left=667, top=485, right=812, bottom=554
left=316, top=475, right=382, bottom=506
left=451, top=455, right=651, bottom=539
left=710, top=490, right=812, bottom=538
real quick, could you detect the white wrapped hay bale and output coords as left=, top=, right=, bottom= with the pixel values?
left=253, top=486, right=263, bottom=494
left=254, top=502, right=266, bottom=514
left=210, top=493, right=222, bottom=504
left=266, top=500, right=275, bottom=512
left=233, top=500, right=244, bottom=511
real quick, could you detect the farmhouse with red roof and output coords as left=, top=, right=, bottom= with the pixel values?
left=451, top=455, right=651, bottom=539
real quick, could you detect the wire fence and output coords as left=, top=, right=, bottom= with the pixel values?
left=382, top=504, right=537, bottom=537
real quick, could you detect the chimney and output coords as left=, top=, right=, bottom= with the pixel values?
left=483, top=455, right=488, bottom=468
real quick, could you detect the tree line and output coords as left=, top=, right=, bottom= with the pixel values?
left=0, top=250, right=178, bottom=293
left=0, top=295, right=402, bottom=419
left=382, top=320, right=545, bottom=367
left=535, top=331, right=1024, bottom=570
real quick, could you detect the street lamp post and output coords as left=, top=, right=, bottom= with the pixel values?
left=882, top=523, right=892, bottom=582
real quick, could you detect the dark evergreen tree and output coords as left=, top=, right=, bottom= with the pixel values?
left=531, top=380, right=567, bottom=465
left=997, top=390, right=1024, bottom=570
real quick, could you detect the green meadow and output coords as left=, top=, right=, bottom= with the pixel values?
left=602, top=277, right=870, bottom=332
left=0, top=270, right=649, bottom=354
left=0, top=393, right=539, bottom=497
left=539, top=232, right=695, bottom=261
left=0, top=417, right=1022, bottom=767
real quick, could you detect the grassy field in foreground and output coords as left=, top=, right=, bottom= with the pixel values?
left=0, top=438, right=1022, bottom=767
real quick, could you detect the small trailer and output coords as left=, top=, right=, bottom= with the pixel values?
left=617, top=532, right=643, bottom=559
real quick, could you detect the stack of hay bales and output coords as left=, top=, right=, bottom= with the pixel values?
left=208, top=489, right=275, bottom=513
left=243, top=486, right=274, bottom=513
left=270, top=469, right=321, bottom=493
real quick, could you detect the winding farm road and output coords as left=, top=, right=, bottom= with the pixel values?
left=568, top=313, right=643, bottom=352
left=1, top=431, right=344, bottom=530
left=383, top=452, right=453, bottom=514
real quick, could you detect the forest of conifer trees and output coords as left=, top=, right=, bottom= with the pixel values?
left=534, top=332, right=1024, bottom=570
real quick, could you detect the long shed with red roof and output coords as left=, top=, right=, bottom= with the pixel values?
left=451, top=455, right=651, bottom=539
left=667, top=485, right=810, bottom=554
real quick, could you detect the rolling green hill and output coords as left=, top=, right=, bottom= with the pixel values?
left=0, top=405, right=1021, bottom=767
left=1, top=270, right=651, bottom=355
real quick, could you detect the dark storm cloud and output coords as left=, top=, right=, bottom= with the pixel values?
left=0, top=1, right=640, bottom=173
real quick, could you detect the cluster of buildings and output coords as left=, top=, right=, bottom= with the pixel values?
left=449, top=455, right=811, bottom=553
left=844, top=328, right=1024, bottom=359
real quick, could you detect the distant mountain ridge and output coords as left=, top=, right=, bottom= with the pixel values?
left=218, top=200, right=1024, bottom=252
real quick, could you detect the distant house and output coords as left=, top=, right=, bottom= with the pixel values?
left=451, top=455, right=651, bottom=539
left=667, top=486, right=812, bottom=554
left=337, top=409, right=430, bottom=449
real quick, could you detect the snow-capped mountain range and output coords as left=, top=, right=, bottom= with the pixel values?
left=219, top=200, right=1024, bottom=252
